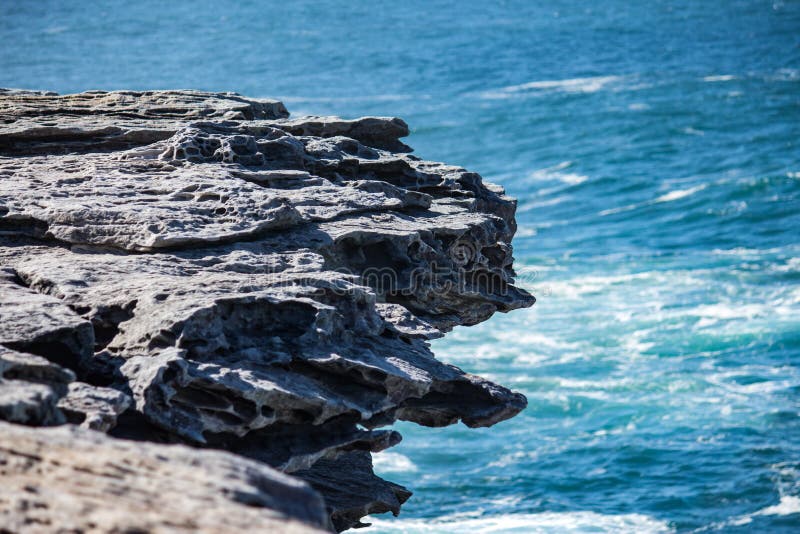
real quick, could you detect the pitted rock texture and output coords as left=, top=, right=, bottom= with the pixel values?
left=0, top=421, right=328, bottom=533
left=0, top=89, right=289, bottom=155
left=0, top=89, right=534, bottom=532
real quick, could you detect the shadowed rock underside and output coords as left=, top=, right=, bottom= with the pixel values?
left=0, top=89, right=534, bottom=532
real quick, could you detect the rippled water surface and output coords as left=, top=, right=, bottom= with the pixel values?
left=2, top=1, right=799, bottom=531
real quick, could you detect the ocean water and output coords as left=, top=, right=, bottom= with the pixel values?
left=2, top=1, right=799, bottom=532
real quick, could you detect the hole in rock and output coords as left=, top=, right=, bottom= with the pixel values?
left=91, top=302, right=136, bottom=351
left=172, top=386, right=232, bottom=411
left=61, top=409, right=87, bottom=426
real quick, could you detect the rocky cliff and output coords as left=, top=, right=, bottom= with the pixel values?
left=0, top=89, right=534, bottom=532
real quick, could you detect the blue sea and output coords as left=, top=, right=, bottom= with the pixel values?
left=2, top=1, right=799, bottom=532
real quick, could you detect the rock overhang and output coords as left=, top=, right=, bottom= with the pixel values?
left=0, top=89, right=534, bottom=532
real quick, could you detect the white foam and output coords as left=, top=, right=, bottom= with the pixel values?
left=554, top=174, right=587, bottom=185
left=527, top=195, right=571, bottom=208
left=711, top=247, right=774, bottom=256
left=501, top=332, right=582, bottom=351
left=513, top=351, right=587, bottom=367
left=691, top=298, right=797, bottom=331
left=480, top=76, right=622, bottom=99
left=655, top=184, right=707, bottom=203
left=688, top=303, right=766, bottom=320
left=372, top=452, right=418, bottom=474
left=683, top=127, right=705, bottom=136
left=709, top=495, right=800, bottom=529
left=703, top=75, right=736, bottom=82
left=366, top=511, right=673, bottom=533
left=613, top=311, right=635, bottom=323
left=544, top=272, right=661, bottom=298
left=547, top=161, right=573, bottom=171
left=502, top=75, right=621, bottom=94
left=755, top=495, right=800, bottom=516
left=489, top=496, right=524, bottom=508
left=514, top=227, right=538, bottom=238
left=557, top=377, right=632, bottom=389
left=623, top=334, right=655, bottom=355
left=598, top=202, right=641, bottom=216
left=527, top=162, right=588, bottom=186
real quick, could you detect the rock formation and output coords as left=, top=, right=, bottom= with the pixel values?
left=0, top=89, right=534, bottom=532
left=0, top=421, right=329, bottom=533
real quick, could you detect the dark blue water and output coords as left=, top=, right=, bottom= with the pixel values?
left=2, top=1, right=799, bottom=531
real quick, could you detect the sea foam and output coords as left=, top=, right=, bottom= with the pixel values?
left=372, top=452, right=419, bottom=474
left=654, top=184, right=708, bottom=202
left=367, top=511, right=673, bottom=533
left=480, top=76, right=622, bottom=99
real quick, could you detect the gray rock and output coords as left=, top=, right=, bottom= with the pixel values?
left=0, top=336, right=132, bottom=433
left=0, top=345, right=75, bottom=390
left=269, top=115, right=412, bottom=152
left=0, top=420, right=328, bottom=533
left=0, top=89, right=288, bottom=155
left=0, top=267, right=94, bottom=371
left=0, top=347, right=72, bottom=426
left=0, top=269, right=132, bottom=430
left=57, top=381, right=131, bottom=432
left=295, top=451, right=412, bottom=531
left=0, top=89, right=535, bottom=530
left=0, top=378, right=65, bottom=426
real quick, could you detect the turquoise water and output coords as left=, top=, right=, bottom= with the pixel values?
left=2, top=1, right=799, bottom=531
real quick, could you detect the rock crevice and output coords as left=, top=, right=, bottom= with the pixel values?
left=0, top=89, right=534, bottom=532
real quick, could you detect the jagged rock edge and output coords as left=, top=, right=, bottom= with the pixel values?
left=0, top=89, right=535, bottom=532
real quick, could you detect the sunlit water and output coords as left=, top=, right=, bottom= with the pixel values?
left=2, top=1, right=799, bottom=532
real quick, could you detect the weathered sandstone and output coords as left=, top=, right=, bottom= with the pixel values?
left=0, top=89, right=534, bottom=532
left=0, top=421, right=328, bottom=533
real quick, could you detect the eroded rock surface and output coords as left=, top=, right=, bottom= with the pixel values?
left=0, top=89, right=534, bottom=532
left=0, top=421, right=328, bottom=533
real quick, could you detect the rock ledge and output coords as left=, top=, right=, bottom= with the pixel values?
left=0, top=89, right=534, bottom=532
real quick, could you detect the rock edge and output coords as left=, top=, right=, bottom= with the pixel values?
left=0, top=89, right=534, bottom=532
